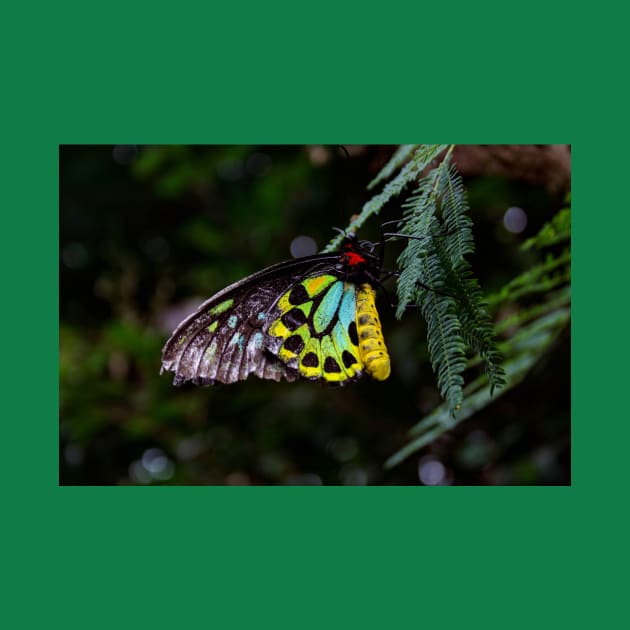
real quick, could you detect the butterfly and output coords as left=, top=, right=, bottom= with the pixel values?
left=160, top=233, right=391, bottom=386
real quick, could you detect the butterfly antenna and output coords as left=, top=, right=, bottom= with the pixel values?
left=379, top=217, right=461, bottom=242
left=376, top=219, right=416, bottom=268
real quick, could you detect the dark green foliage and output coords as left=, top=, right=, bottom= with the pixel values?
left=387, top=200, right=571, bottom=469
left=414, top=255, right=466, bottom=410
left=351, top=145, right=505, bottom=414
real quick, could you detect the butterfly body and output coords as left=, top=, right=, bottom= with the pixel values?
left=161, top=235, right=390, bottom=386
left=355, top=283, right=391, bottom=380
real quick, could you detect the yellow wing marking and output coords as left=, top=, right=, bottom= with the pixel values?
left=303, top=275, right=336, bottom=297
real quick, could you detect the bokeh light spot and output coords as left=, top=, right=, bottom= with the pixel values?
left=152, top=459, right=175, bottom=481
left=290, top=235, right=317, bottom=258
left=306, top=145, right=329, bottom=165
left=129, top=460, right=152, bottom=484
left=418, top=457, right=447, bottom=485
left=139, top=448, right=175, bottom=481
left=503, top=206, right=528, bottom=233
left=339, top=464, right=369, bottom=485
left=64, top=443, right=84, bottom=467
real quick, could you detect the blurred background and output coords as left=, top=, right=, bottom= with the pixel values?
left=59, top=144, right=571, bottom=485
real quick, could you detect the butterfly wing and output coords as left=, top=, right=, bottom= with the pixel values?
left=265, top=275, right=365, bottom=383
left=162, top=246, right=390, bottom=386
left=161, top=255, right=340, bottom=385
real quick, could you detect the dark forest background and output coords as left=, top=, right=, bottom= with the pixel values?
left=59, top=144, right=570, bottom=485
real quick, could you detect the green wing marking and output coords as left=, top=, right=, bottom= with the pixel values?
left=267, top=274, right=364, bottom=382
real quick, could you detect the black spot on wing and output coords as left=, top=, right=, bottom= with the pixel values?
left=281, top=308, right=307, bottom=331
left=348, top=321, right=359, bottom=346
left=288, top=283, right=309, bottom=305
left=302, top=352, right=319, bottom=368
left=342, top=350, right=357, bottom=368
left=284, top=334, right=305, bottom=354
left=324, top=356, right=341, bottom=373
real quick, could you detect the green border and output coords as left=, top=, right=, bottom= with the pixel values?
left=4, top=3, right=617, bottom=629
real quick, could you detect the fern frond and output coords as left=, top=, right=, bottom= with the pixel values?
left=395, top=177, right=442, bottom=318
left=324, top=144, right=448, bottom=252
left=396, top=225, right=469, bottom=412
left=432, top=235, right=506, bottom=393
left=392, top=148, right=505, bottom=408
left=367, top=144, right=418, bottom=190
left=417, top=254, right=466, bottom=412
left=326, top=145, right=505, bottom=416
left=437, top=162, right=474, bottom=265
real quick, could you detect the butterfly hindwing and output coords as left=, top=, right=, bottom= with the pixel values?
left=266, top=275, right=364, bottom=383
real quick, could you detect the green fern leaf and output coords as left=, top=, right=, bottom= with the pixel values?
left=324, top=144, right=448, bottom=252
left=394, top=147, right=505, bottom=409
